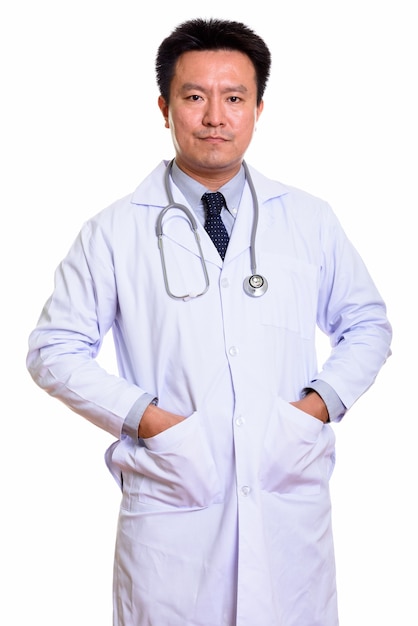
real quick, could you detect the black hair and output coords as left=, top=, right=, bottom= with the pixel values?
left=156, top=18, right=271, bottom=105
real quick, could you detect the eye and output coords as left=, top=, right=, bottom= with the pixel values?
left=228, top=96, right=242, bottom=103
left=187, top=94, right=203, bottom=101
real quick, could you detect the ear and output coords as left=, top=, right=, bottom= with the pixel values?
left=158, top=95, right=170, bottom=128
left=256, top=99, right=264, bottom=121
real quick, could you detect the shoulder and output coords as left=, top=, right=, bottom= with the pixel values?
left=84, top=161, right=169, bottom=232
left=247, top=163, right=334, bottom=220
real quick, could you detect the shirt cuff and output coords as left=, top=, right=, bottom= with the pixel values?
left=303, top=380, right=346, bottom=423
left=121, top=393, right=158, bottom=440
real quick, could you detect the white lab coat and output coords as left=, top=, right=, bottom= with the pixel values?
left=27, top=161, right=392, bottom=625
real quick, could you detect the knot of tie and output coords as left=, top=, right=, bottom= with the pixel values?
left=202, top=192, right=229, bottom=260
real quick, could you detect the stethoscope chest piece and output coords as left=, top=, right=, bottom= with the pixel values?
left=243, top=274, right=268, bottom=297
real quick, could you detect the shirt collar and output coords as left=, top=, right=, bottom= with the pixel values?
left=171, top=159, right=246, bottom=218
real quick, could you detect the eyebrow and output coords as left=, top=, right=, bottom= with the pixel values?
left=180, top=82, right=249, bottom=94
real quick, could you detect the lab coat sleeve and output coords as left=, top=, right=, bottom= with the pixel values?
left=314, top=207, right=392, bottom=411
left=26, top=219, right=147, bottom=439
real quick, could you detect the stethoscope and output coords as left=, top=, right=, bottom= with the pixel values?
left=156, top=159, right=268, bottom=300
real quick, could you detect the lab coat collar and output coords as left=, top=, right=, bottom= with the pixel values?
left=130, top=160, right=290, bottom=209
left=222, top=163, right=291, bottom=263
left=130, top=161, right=290, bottom=267
left=244, top=163, right=290, bottom=204
left=131, top=161, right=172, bottom=208
left=131, top=162, right=225, bottom=266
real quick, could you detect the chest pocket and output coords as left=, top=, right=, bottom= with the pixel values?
left=258, top=252, right=318, bottom=339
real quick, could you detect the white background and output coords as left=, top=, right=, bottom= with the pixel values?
left=1, top=1, right=416, bottom=624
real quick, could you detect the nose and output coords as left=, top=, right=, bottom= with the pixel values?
left=202, top=98, right=225, bottom=127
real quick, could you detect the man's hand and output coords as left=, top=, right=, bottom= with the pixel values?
left=138, top=403, right=186, bottom=438
left=290, top=391, right=329, bottom=423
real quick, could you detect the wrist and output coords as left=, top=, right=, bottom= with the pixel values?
left=303, top=390, right=329, bottom=423
left=291, top=391, right=329, bottom=423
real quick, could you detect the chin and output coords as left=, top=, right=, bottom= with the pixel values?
left=198, top=152, right=240, bottom=171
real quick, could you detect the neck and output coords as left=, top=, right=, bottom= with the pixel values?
left=175, top=159, right=243, bottom=191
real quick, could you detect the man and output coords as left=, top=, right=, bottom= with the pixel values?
left=27, top=18, right=392, bottom=626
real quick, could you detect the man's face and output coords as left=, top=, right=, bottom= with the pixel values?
left=158, top=49, right=264, bottom=184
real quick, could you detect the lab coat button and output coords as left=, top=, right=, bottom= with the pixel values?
left=228, top=346, right=239, bottom=357
left=221, top=278, right=230, bottom=288
left=235, top=416, right=245, bottom=427
left=241, top=485, right=251, bottom=497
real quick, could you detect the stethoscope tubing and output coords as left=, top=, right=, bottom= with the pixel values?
left=157, top=159, right=267, bottom=299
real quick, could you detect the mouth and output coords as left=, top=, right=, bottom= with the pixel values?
left=198, top=134, right=230, bottom=144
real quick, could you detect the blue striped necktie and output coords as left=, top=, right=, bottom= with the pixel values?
left=202, top=192, right=230, bottom=260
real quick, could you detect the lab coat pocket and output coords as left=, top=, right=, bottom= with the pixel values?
left=127, top=412, right=222, bottom=512
left=259, top=398, right=335, bottom=496
left=259, top=253, right=318, bottom=339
